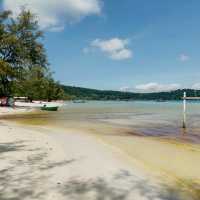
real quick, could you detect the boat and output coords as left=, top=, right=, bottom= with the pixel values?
left=41, top=105, right=59, bottom=111
left=73, top=100, right=86, bottom=103
left=156, top=99, right=166, bottom=102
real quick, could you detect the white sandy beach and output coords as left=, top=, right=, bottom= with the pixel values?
left=0, top=107, right=32, bottom=115
left=0, top=115, right=185, bottom=200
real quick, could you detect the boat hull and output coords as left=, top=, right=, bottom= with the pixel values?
left=41, top=106, right=58, bottom=111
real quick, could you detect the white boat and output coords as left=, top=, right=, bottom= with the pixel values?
left=14, top=101, right=64, bottom=109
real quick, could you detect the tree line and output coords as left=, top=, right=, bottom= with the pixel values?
left=0, top=9, right=65, bottom=101
left=62, top=86, right=200, bottom=101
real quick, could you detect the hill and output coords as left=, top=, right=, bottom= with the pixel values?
left=61, top=86, right=200, bottom=101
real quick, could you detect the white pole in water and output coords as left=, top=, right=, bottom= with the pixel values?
left=183, top=92, right=186, bottom=129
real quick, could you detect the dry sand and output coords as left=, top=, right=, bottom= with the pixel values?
left=0, top=119, right=187, bottom=200
left=0, top=107, right=33, bottom=116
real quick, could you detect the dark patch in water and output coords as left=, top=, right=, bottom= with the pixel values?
left=124, top=126, right=200, bottom=144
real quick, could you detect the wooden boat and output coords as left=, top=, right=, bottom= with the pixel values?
left=41, top=105, right=58, bottom=111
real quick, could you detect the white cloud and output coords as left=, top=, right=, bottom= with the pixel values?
left=90, top=38, right=133, bottom=60
left=3, top=0, right=102, bottom=31
left=135, top=82, right=181, bottom=93
left=121, top=83, right=200, bottom=93
left=119, top=86, right=133, bottom=92
left=191, top=83, right=200, bottom=90
left=179, top=54, right=190, bottom=62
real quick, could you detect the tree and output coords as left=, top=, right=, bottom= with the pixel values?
left=12, top=66, right=65, bottom=101
left=0, top=9, right=47, bottom=95
left=0, top=11, right=15, bottom=96
left=0, top=9, right=64, bottom=100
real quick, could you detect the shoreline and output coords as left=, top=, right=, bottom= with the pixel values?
left=0, top=119, right=170, bottom=200
left=0, top=107, right=35, bottom=117
left=1, top=107, right=200, bottom=199
left=0, top=119, right=186, bottom=200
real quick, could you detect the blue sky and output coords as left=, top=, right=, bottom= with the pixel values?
left=1, top=0, right=200, bottom=92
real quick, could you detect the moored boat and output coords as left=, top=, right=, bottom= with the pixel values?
left=73, top=100, right=86, bottom=103
left=41, top=105, right=59, bottom=111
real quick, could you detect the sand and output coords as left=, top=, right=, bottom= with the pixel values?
left=0, top=119, right=188, bottom=200
left=0, top=107, right=33, bottom=116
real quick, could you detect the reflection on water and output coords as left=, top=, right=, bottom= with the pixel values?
left=2, top=101, right=200, bottom=143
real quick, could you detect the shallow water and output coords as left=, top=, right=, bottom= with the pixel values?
left=3, top=100, right=200, bottom=143
left=2, top=101, right=200, bottom=198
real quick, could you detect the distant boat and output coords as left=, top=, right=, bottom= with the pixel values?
left=156, top=99, right=166, bottom=102
left=73, top=100, right=86, bottom=103
left=41, top=105, right=59, bottom=111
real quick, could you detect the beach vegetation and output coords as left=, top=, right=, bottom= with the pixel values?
left=0, top=9, right=65, bottom=100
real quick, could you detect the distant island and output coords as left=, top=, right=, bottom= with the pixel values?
left=62, top=86, right=200, bottom=101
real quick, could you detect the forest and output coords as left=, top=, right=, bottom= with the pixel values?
left=62, top=86, right=200, bottom=101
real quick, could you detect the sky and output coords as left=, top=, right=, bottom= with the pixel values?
left=1, top=0, right=200, bottom=92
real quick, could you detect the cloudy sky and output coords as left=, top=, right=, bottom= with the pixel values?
left=1, top=0, right=200, bottom=92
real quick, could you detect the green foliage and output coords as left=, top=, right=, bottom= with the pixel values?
left=62, top=86, right=200, bottom=101
left=0, top=9, right=64, bottom=100
left=11, top=66, right=65, bottom=101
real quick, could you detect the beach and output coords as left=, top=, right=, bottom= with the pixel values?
left=0, top=107, right=33, bottom=115
left=1, top=1, right=200, bottom=199
left=1, top=101, right=200, bottom=199
left=0, top=120, right=173, bottom=200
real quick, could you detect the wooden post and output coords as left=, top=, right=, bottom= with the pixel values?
left=183, top=92, right=186, bottom=129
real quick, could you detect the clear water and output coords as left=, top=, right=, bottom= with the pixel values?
left=3, top=101, right=200, bottom=143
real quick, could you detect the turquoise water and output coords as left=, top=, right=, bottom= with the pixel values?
left=4, top=101, right=200, bottom=143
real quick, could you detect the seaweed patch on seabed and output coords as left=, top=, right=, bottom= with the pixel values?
left=123, top=126, right=200, bottom=144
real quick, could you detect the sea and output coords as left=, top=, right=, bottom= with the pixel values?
left=4, top=100, right=200, bottom=143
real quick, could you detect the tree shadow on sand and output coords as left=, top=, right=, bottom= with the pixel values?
left=59, top=169, right=200, bottom=200
left=0, top=141, right=27, bottom=154
left=0, top=140, right=76, bottom=200
left=0, top=140, right=199, bottom=200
